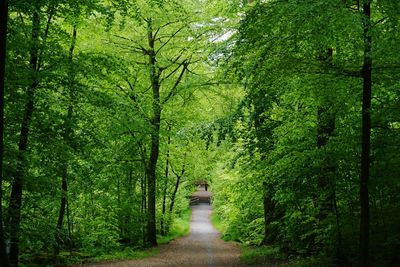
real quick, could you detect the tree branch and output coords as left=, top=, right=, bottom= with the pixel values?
left=162, top=60, right=190, bottom=105
left=37, top=3, right=57, bottom=71
left=155, top=26, right=186, bottom=55
left=372, top=17, right=388, bottom=27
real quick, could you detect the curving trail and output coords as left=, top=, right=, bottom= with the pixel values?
left=87, top=203, right=246, bottom=267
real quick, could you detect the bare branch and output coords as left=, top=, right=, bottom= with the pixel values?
left=117, top=80, right=151, bottom=123
left=112, top=34, right=134, bottom=42
left=155, top=26, right=186, bottom=55
left=104, top=39, right=148, bottom=54
left=37, top=4, right=57, bottom=71
left=372, top=17, right=388, bottom=27
left=159, top=58, right=186, bottom=84
left=162, top=59, right=190, bottom=104
left=170, top=159, right=186, bottom=178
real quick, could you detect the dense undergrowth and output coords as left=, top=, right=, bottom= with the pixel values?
left=20, top=208, right=191, bottom=266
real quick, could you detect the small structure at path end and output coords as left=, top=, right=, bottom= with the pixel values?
left=191, top=180, right=212, bottom=204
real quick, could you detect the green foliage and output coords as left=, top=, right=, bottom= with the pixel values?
left=2, top=0, right=224, bottom=264
left=158, top=208, right=191, bottom=244
left=207, top=0, right=400, bottom=266
left=210, top=211, right=225, bottom=233
left=78, top=216, right=121, bottom=254
left=2, top=0, right=400, bottom=266
left=241, top=245, right=286, bottom=266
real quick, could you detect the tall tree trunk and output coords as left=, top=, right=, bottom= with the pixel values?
left=54, top=25, right=77, bottom=257
left=0, top=0, right=10, bottom=265
left=146, top=18, right=161, bottom=246
left=160, top=128, right=171, bottom=236
left=8, top=7, right=40, bottom=266
left=360, top=1, right=372, bottom=266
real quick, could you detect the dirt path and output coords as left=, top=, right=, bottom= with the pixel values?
left=87, top=203, right=246, bottom=267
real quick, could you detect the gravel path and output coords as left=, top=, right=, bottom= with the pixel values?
left=87, top=203, right=246, bottom=267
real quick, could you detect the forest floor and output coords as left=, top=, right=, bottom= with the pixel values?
left=84, top=203, right=247, bottom=267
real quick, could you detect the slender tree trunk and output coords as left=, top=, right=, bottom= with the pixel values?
left=168, top=174, right=181, bottom=215
left=8, top=8, right=40, bottom=266
left=145, top=18, right=161, bottom=247
left=164, top=156, right=186, bottom=235
left=54, top=167, right=68, bottom=256
left=169, top=156, right=186, bottom=215
left=161, top=129, right=171, bottom=235
left=54, top=25, right=77, bottom=257
left=360, top=1, right=372, bottom=266
left=0, top=0, right=10, bottom=265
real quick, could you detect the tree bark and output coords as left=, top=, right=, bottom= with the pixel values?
left=8, top=7, right=40, bottom=266
left=140, top=17, right=189, bottom=247
left=360, top=1, right=372, bottom=266
left=0, top=0, right=10, bottom=265
left=146, top=18, right=160, bottom=247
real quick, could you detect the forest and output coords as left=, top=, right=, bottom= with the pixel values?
left=0, top=0, right=399, bottom=266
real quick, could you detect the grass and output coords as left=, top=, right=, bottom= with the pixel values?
left=210, top=211, right=225, bottom=233
left=240, top=245, right=287, bottom=266
left=90, top=247, right=160, bottom=262
left=158, top=208, right=192, bottom=244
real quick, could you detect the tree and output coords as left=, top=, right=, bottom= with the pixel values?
left=109, top=0, right=203, bottom=245
left=210, top=0, right=400, bottom=265
left=7, top=2, right=44, bottom=265
left=140, top=17, right=190, bottom=245
left=360, top=1, right=372, bottom=265
left=4, top=1, right=110, bottom=263
left=1, top=0, right=217, bottom=264
left=0, top=0, right=10, bottom=265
